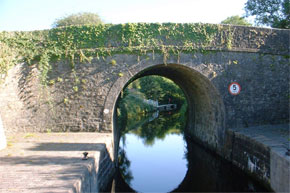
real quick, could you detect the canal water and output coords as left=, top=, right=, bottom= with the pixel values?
left=105, top=110, right=271, bottom=192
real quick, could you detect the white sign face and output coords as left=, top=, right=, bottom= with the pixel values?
left=228, top=82, right=241, bottom=95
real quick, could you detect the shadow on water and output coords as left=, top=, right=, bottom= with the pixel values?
left=104, top=107, right=271, bottom=193
left=171, top=137, right=270, bottom=192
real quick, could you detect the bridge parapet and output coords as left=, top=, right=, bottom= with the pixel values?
left=0, top=24, right=289, bottom=152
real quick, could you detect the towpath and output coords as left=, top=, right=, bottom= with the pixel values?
left=0, top=124, right=289, bottom=192
left=0, top=133, right=114, bottom=193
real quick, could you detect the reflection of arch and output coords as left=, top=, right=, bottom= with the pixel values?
left=110, top=137, right=269, bottom=192
left=103, top=62, right=225, bottom=157
left=170, top=138, right=269, bottom=192
left=108, top=169, right=137, bottom=193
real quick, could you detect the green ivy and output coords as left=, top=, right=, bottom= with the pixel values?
left=0, top=23, right=236, bottom=84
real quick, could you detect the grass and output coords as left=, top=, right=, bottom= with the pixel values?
left=6, top=141, right=13, bottom=147
left=23, top=133, right=38, bottom=138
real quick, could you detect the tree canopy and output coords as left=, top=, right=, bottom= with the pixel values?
left=130, top=75, right=186, bottom=107
left=52, top=12, right=103, bottom=28
left=221, top=15, right=252, bottom=26
left=244, top=0, right=289, bottom=29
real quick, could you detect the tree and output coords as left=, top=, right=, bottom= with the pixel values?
left=52, top=12, right=103, bottom=28
left=221, top=15, right=252, bottom=26
left=244, top=0, right=290, bottom=29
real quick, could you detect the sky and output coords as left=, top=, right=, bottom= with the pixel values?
left=0, top=0, right=249, bottom=31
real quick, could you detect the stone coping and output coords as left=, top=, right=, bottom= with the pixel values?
left=0, top=133, right=114, bottom=193
left=231, top=124, right=289, bottom=192
left=232, top=124, right=289, bottom=159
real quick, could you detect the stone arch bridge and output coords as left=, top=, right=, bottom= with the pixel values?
left=0, top=24, right=289, bottom=154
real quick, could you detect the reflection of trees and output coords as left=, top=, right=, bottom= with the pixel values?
left=116, top=74, right=188, bottom=139
left=116, top=74, right=188, bottom=188
left=118, top=147, right=133, bottom=185
left=117, top=104, right=187, bottom=187
left=116, top=89, right=157, bottom=136
left=130, top=104, right=187, bottom=146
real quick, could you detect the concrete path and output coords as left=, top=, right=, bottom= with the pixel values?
left=0, top=124, right=288, bottom=192
left=232, top=124, right=289, bottom=158
left=0, top=133, right=113, bottom=193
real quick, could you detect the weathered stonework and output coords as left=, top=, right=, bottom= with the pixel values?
left=0, top=133, right=115, bottom=193
left=0, top=26, right=289, bottom=153
left=0, top=24, right=289, bottom=193
left=223, top=124, right=289, bottom=192
left=0, top=115, right=6, bottom=150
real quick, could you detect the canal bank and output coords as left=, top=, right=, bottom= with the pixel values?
left=0, top=133, right=115, bottom=193
left=224, top=124, right=289, bottom=193
left=0, top=124, right=289, bottom=192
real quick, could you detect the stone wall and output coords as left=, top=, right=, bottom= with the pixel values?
left=0, top=26, right=288, bottom=152
left=0, top=115, right=6, bottom=150
left=71, top=141, right=115, bottom=193
left=94, top=142, right=115, bottom=192
left=224, top=130, right=271, bottom=182
left=223, top=125, right=290, bottom=192
left=0, top=24, right=288, bottom=193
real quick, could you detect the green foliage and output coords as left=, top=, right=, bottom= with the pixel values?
left=0, top=41, right=17, bottom=83
left=110, top=59, right=117, bottom=66
left=137, top=75, right=186, bottom=107
left=0, top=23, right=233, bottom=85
left=118, top=148, right=133, bottom=185
left=118, top=89, right=156, bottom=118
left=52, top=12, right=103, bottom=28
left=233, top=60, right=238, bottom=64
left=63, top=97, right=69, bottom=104
left=131, top=103, right=187, bottom=146
left=48, top=79, right=55, bottom=85
left=245, top=0, right=290, bottom=29
left=119, top=103, right=188, bottom=147
left=117, top=75, right=188, bottom=140
left=221, top=15, right=252, bottom=26
left=73, top=86, right=79, bottom=92
left=57, top=77, right=63, bottom=82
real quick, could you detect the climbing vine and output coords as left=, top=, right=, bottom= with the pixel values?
left=0, top=23, right=235, bottom=84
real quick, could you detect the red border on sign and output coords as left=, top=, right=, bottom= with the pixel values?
left=228, top=82, right=241, bottom=95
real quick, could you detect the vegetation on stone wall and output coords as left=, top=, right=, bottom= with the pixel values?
left=0, top=41, right=18, bottom=83
left=0, top=23, right=234, bottom=84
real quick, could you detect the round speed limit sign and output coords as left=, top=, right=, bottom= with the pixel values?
left=228, top=82, right=241, bottom=95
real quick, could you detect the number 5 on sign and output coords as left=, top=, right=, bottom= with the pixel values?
left=228, top=82, right=241, bottom=95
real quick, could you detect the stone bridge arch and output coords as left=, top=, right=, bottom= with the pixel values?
left=103, top=57, right=225, bottom=152
left=0, top=24, right=288, bottom=159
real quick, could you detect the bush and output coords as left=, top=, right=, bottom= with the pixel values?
left=52, top=12, right=103, bottom=28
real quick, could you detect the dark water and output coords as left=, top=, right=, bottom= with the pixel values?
left=105, top=110, right=271, bottom=193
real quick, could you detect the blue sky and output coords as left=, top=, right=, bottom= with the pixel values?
left=0, top=0, right=249, bottom=31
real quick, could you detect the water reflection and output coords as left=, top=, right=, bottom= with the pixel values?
left=119, top=132, right=187, bottom=192
left=117, top=105, right=188, bottom=192
left=172, top=138, right=270, bottom=192
left=106, top=109, right=271, bottom=193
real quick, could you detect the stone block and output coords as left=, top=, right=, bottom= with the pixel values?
left=270, top=149, right=290, bottom=193
left=0, top=116, right=6, bottom=150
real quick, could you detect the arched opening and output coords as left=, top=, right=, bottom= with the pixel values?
left=103, top=63, right=225, bottom=154
left=103, top=62, right=272, bottom=193
left=113, top=73, right=188, bottom=192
